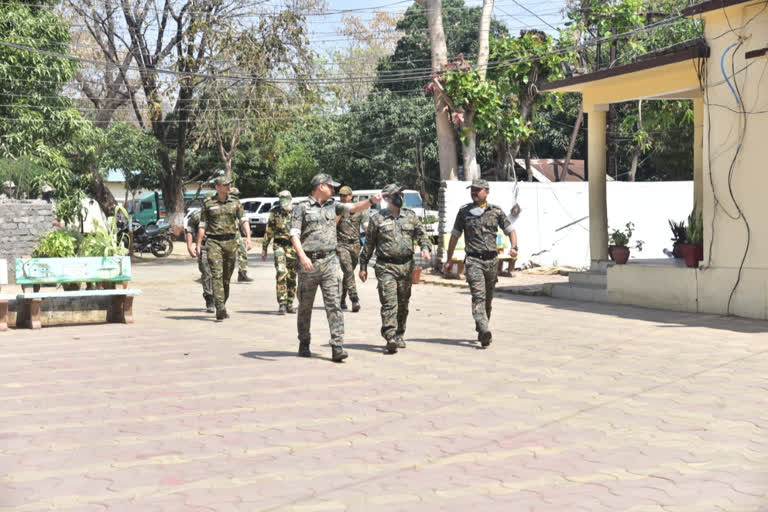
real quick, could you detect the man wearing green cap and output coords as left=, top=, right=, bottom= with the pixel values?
left=229, top=187, right=253, bottom=282
left=263, top=190, right=297, bottom=314
left=197, top=177, right=252, bottom=321
left=336, top=185, right=364, bottom=312
left=290, top=173, right=381, bottom=362
left=359, top=184, right=432, bottom=354
left=444, top=179, right=517, bottom=347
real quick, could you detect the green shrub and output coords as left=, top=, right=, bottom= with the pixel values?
left=609, top=222, right=644, bottom=251
left=686, top=208, right=703, bottom=245
left=78, top=206, right=130, bottom=257
left=32, top=230, right=77, bottom=258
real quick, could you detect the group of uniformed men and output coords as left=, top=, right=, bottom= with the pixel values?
left=186, top=173, right=518, bottom=362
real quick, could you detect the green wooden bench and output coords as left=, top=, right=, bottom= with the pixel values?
left=0, top=258, right=10, bottom=331
left=15, top=256, right=141, bottom=329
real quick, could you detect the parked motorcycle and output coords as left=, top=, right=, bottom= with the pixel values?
left=117, top=220, right=174, bottom=258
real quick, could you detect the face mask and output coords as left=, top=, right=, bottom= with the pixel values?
left=390, top=195, right=403, bottom=208
left=280, top=199, right=291, bottom=210
left=469, top=207, right=485, bottom=216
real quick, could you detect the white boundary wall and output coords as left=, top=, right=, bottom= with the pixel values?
left=441, top=181, right=693, bottom=269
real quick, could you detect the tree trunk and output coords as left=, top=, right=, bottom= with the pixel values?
left=560, top=100, right=584, bottom=182
left=476, top=0, right=494, bottom=80
left=421, top=0, right=458, bottom=181
left=525, top=142, right=533, bottom=182
left=86, top=166, right=118, bottom=216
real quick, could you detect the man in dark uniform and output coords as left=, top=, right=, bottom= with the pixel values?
left=185, top=209, right=214, bottom=312
left=262, top=190, right=297, bottom=314
left=336, top=185, right=364, bottom=312
left=359, top=184, right=432, bottom=354
left=197, top=177, right=252, bottom=321
left=290, top=173, right=380, bottom=362
left=444, top=179, right=517, bottom=347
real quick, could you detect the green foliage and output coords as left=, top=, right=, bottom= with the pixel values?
left=669, top=219, right=687, bottom=244
left=32, top=230, right=77, bottom=258
left=686, top=208, right=703, bottom=245
left=78, top=207, right=129, bottom=257
left=609, top=222, right=644, bottom=250
left=100, top=123, right=161, bottom=194
left=274, top=136, right=319, bottom=196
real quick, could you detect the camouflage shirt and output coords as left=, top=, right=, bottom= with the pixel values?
left=336, top=209, right=364, bottom=245
left=200, top=194, right=245, bottom=236
left=263, top=206, right=292, bottom=252
left=360, top=208, right=432, bottom=271
left=290, top=196, right=351, bottom=253
left=451, top=203, right=513, bottom=254
left=185, top=210, right=204, bottom=241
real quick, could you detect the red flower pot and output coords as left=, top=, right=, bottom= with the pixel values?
left=678, top=243, right=703, bottom=268
left=608, top=245, right=630, bottom=264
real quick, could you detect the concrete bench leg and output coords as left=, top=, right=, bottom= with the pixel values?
left=0, top=301, right=7, bottom=331
left=23, top=298, right=42, bottom=329
left=111, top=295, right=135, bottom=324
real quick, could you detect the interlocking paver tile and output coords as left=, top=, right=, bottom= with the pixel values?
left=1, top=254, right=767, bottom=510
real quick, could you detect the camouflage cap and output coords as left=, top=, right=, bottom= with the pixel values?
left=230, top=187, right=240, bottom=196
left=41, top=184, right=54, bottom=193
left=278, top=190, right=292, bottom=199
left=3, top=180, right=15, bottom=188
left=382, top=183, right=404, bottom=196
left=214, top=176, right=231, bottom=186
left=338, top=186, right=353, bottom=196
left=467, top=178, right=490, bottom=190
left=310, top=173, right=340, bottom=188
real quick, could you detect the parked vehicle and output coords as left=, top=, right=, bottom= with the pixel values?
left=352, top=189, right=439, bottom=237
left=117, top=219, right=174, bottom=257
left=242, top=197, right=278, bottom=237
left=133, top=190, right=215, bottom=228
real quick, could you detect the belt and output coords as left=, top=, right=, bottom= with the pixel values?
left=377, top=254, right=413, bottom=265
left=338, top=237, right=360, bottom=245
left=305, top=250, right=334, bottom=261
left=466, top=251, right=497, bottom=261
left=207, top=234, right=235, bottom=241
left=274, top=238, right=290, bottom=247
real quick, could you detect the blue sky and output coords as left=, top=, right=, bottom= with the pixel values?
left=306, top=0, right=570, bottom=56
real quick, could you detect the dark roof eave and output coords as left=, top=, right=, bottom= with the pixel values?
left=682, top=0, right=756, bottom=17
left=541, top=41, right=709, bottom=92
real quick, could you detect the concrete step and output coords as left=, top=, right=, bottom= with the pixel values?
left=569, top=271, right=607, bottom=288
left=550, top=282, right=609, bottom=303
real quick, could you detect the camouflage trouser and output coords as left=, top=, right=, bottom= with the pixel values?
left=207, top=238, right=237, bottom=310
left=297, top=254, right=344, bottom=348
left=198, top=243, right=213, bottom=299
left=336, top=242, right=360, bottom=302
left=465, top=256, right=498, bottom=334
left=274, top=245, right=298, bottom=305
left=375, top=261, right=413, bottom=341
left=236, top=232, right=248, bottom=273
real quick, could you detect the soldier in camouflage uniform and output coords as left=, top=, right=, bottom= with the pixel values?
left=336, top=185, right=364, bottom=312
left=290, top=173, right=381, bottom=362
left=185, top=209, right=214, bottom=312
left=1, top=180, right=15, bottom=200
left=229, top=187, right=253, bottom=283
left=197, top=177, right=252, bottom=321
left=262, top=190, right=297, bottom=315
left=444, top=179, right=517, bottom=347
left=359, top=184, right=432, bottom=354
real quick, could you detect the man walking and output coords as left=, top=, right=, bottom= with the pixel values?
left=262, top=190, right=297, bottom=315
left=290, top=173, right=380, bottom=362
left=229, top=187, right=253, bottom=283
left=444, top=179, right=517, bottom=347
left=359, top=184, right=431, bottom=354
left=185, top=209, right=214, bottom=312
left=336, top=186, right=364, bottom=312
left=197, top=177, right=252, bottom=321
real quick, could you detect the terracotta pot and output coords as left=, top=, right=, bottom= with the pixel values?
left=678, top=243, right=703, bottom=268
left=608, top=245, right=630, bottom=264
left=411, top=266, right=422, bottom=284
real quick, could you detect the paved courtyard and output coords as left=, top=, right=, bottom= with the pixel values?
left=1, top=252, right=767, bottom=511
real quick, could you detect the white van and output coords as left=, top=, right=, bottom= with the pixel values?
left=240, top=197, right=277, bottom=236
left=351, top=189, right=439, bottom=237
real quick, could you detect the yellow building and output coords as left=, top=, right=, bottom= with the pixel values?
left=543, top=0, right=768, bottom=319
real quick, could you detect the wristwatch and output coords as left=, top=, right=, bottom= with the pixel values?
left=512, top=245, right=518, bottom=251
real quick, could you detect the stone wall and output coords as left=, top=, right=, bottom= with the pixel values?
left=0, top=199, right=55, bottom=284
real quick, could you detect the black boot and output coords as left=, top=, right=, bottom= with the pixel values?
left=298, top=343, right=311, bottom=358
left=385, top=338, right=398, bottom=354
left=340, top=299, right=348, bottom=311
left=286, top=303, right=296, bottom=314
left=351, top=298, right=361, bottom=312
left=479, top=330, right=493, bottom=347
left=237, top=271, right=253, bottom=282
left=331, top=346, right=348, bottom=362
left=395, top=335, right=406, bottom=349
left=278, top=304, right=287, bottom=315
left=204, top=296, right=214, bottom=313
left=216, top=308, right=227, bottom=322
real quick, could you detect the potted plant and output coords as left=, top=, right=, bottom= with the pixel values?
left=32, top=230, right=81, bottom=290
left=608, top=222, right=644, bottom=265
left=78, top=210, right=129, bottom=289
left=678, top=209, right=703, bottom=268
left=668, top=219, right=687, bottom=258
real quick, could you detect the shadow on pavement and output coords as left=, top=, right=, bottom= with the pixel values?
left=164, top=314, right=216, bottom=321
left=239, top=310, right=284, bottom=316
left=240, top=351, right=332, bottom=362
left=409, top=337, right=483, bottom=350
left=162, top=307, right=208, bottom=313
left=345, top=343, right=388, bottom=354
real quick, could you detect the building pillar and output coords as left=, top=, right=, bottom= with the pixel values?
left=587, top=107, right=608, bottom=268
left=693, top=97, right=704, bottom=215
